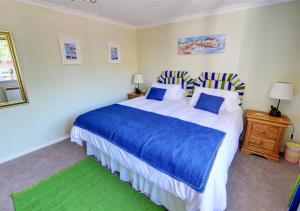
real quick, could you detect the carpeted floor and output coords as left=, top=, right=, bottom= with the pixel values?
left=0, top=140, right=298, bottom=211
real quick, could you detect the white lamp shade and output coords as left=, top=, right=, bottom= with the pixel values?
left=269, top=82, right=293, bottom=100
left=133, top=74, right=144, bottom=84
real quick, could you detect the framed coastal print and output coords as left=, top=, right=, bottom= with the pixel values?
left=178, top=34, right=226, bottom=55
left=108, top=43, right=121, bottom=64
left=59, top=37, right=81, bottom=64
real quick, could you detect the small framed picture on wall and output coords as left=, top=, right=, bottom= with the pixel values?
left=59, top=37, right=82, bottom=64
left=108, top=43, right=121, bottom=64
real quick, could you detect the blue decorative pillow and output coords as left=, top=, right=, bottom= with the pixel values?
left=195, top=93, right=225, bottom=114
left=146, top=87, right=167, bottom=101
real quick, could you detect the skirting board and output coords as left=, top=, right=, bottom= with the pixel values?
left=0, top=135, right=70, bottom=165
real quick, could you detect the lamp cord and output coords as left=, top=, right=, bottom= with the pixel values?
left=290, top=123, right=295, bottom=140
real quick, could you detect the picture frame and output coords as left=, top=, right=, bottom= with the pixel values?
left=107, top=43, right=121, bottom=64
left=59, top=37, right=81, bottom=64
left=178, top=34, right=226, bottom=55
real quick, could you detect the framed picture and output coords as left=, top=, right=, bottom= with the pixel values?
left=59, top=37, right=81, bottom=64
left=107, top=43, right=121, bottom=64
left=178, top=34, right=226, bottom=55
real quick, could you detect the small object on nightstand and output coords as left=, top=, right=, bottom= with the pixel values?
left=242, top=109, right=291, bottom=162
left=133, top=73, right=144, bottom=94
left=268, top=82, right=293, bottom=117
left=127, top=92, right=146, bottom=100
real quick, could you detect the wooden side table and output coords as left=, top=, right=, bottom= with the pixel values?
left=241, top=109, right=291, bottom=162
left=127, top=92, right=146, bottom=100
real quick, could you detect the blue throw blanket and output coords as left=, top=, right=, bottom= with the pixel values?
left=74, top=104, right=225, bottom=192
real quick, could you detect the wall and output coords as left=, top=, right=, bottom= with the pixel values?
left=138, top=1, right=300, bottom=144
left=0, top=1, right=137, bottom=162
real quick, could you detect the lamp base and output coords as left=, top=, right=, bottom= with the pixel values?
left=135, top=88, right=141, bottom=94
left=269, top=105, right=281, bottom=117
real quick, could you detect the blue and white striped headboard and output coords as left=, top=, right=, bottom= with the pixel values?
left=157, top=70, right=194, bottom=97
left=194, top=72, right=245, bottom=103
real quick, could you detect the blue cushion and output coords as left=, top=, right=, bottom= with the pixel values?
left=195, top=93, right=225, bottom=114
left=146, top=87, right=167, bottom=101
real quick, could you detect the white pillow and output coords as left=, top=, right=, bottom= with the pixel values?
left=149, top=83, right=183, bottom=101
left=189, top=87, right=240, bottom=113
left=175, top=89, right=187, bottom=100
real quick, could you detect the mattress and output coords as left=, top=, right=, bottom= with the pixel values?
left=71, top=96, right=243, bottom=211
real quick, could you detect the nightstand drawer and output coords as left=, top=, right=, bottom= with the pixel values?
left=252, top=123, right=279, bottom=140
left=249, top=136, right=275, bottom=151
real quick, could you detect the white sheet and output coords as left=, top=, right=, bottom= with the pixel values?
left=71, top=96, right=243, bottom=211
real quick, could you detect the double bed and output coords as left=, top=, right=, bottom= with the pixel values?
left=71, top=71, right=245, bottom=211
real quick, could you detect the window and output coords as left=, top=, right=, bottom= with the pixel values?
left=0, top=39, right=17, bottom=81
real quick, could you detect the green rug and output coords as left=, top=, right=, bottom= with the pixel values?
left=13, top=158, right=164, bottom=211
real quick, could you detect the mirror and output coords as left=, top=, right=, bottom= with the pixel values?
left=0, top=30, right=28, bottom=108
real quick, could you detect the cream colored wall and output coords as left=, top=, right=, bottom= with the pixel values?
left=138, top=1, right=300, bottom=144
left=0, top=1, right=137, bottom=161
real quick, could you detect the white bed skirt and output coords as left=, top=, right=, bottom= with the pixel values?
left=86, top=142, right=186, bottom=211
left=72, top=124, right=232, bottom=211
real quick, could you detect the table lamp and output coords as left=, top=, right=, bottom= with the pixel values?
left=269, top=82, right=293, bottom=117
left=133, top=73, right=144, bottom=94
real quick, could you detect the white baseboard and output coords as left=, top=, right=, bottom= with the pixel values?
left=0, top=134, right=70, bottom=165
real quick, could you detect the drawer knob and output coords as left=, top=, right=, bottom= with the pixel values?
left=262, top=131, right=266, bottom=134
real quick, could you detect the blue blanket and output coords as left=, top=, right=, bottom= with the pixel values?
left=74, top=104, right=225, bottom=192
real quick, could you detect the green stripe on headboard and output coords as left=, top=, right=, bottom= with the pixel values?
left=221, top=81, right=225, bottom=90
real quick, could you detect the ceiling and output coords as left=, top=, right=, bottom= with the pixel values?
left=29, top=0, right=290, bottom=28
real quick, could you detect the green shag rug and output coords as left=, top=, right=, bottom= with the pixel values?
left=13, top=157, right=164, bottom=211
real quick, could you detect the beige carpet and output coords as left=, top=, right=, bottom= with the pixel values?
left=0, top=141, right=298, bottom=211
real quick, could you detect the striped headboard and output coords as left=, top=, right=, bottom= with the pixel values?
left=157, top=70, right=194, bottom=97
left=194, top=72, right=245, bottom=102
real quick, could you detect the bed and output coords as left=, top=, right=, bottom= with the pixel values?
left=71, top=71, right=245, bottom=211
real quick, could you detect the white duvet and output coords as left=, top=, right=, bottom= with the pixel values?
left=71, top=97, right=243, bottom=211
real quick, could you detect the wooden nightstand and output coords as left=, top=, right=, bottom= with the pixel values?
left=241, top=109, right=291, bottom=162
left=127, top=92, right=146, bottom=100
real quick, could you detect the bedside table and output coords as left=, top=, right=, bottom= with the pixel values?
left=127, top=92, right=146, bottom=100
left=241, top=109, right=291, bottom=162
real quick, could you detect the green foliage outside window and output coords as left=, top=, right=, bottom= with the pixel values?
left=0, top=40, right=12, bottom=62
